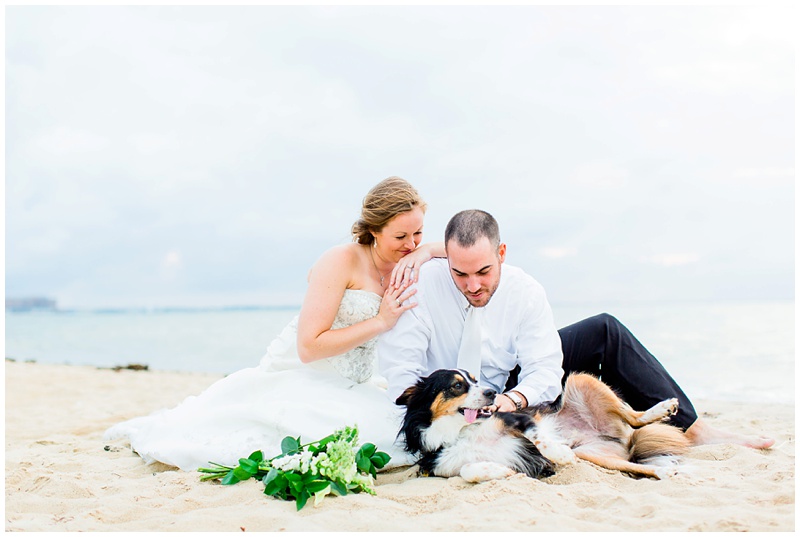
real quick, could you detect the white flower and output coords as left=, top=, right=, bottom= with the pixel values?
left=298, top=450, right=314, bottom=474
left=271, top=453, right=303, bottom=472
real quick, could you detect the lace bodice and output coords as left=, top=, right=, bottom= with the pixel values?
left=260, top=289, right=382, bottom=384
left=328, top=289, right=382, bottom=383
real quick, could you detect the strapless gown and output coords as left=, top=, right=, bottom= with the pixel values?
left=103, top=289, right=415, bottom=471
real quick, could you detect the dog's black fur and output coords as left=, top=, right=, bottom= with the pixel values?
left=396, top=369, right=556, bottom=479
left=397, top=368, right=690, bottom=481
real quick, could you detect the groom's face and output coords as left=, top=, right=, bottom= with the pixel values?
left=446, top=236, right=506, bottom=307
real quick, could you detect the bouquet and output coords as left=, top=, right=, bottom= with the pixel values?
left=198, top=425, right=391, bottom=510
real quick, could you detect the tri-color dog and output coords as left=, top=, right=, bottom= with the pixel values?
left=395, top=369, right=690, bottom=482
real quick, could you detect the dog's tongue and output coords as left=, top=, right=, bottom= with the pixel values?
left=464, top=408, right=478, bottom=424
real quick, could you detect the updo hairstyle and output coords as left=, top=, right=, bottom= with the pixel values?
left=351, top=177, right=427, bottom=245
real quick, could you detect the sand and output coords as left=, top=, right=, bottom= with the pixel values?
left=4, top=360, right=795, bottom=532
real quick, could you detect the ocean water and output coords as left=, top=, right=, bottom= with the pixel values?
left=4, top=300, right=794, bottom=405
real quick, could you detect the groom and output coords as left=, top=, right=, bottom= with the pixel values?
left=378, top=209, right=698, bottom=429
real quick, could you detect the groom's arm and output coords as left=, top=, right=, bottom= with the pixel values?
left=378, top=300, right=433, bottom=404
left=510, top=282, right=564, bottom=407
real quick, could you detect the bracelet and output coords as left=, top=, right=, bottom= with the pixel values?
left=504, top=391, right=525, bottom=411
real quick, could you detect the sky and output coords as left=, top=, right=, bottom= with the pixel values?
left=4, top=4, right=796, bottom=309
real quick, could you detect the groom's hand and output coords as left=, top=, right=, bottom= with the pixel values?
left=493, top=393, right=517, bottom=412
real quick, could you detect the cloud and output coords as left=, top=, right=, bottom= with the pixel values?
left=35, top=126, right=110, bottom=156
left=639, top=253, right=701, bottom=267
left=732, top=167, right=795, bottom=184
left=160, top=251, right=184, bottom=280
left=569, top=162, right=630, bottom=189
left=4, top=6, right=794, bottom=308
left=539, top=247, right=579, bottom=260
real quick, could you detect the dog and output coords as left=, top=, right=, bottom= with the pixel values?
left=395, top=369, right=690, bottom=483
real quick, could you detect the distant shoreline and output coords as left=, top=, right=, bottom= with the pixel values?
left=5, top=301, right=794, bottom=406
left=5, top=297, right=793, bottom=315
left=4, top=304, right=303, bottom=314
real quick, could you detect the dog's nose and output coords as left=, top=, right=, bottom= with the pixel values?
left=483, top=389, right=496, bottom=398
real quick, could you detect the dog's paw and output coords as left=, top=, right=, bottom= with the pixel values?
left=642, top=398, right=679, bottom=423
left=654, top=466, right=679, bottom=479
left=534, top=439, right=577, bottom=465
left=663, top=398, right=679, bottom=416
left=460, top=462, right=516, bottom=483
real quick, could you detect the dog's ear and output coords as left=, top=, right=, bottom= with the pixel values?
left=395, top=385, right=418, bottom=406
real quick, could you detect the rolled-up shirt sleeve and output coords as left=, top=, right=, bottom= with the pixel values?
left=511, top=282, right=564, bottom=407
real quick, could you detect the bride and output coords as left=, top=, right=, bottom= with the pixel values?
left=104, top=177, right=444, bottom=471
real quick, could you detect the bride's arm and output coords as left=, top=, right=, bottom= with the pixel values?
left=389, top=241, right=445, bottom=288
left=296, top=245, right=415, bottom=364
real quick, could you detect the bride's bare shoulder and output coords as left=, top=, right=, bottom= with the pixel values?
left=316, top=243, right=363, bottom=264
left=306, top=243, right=364, bottom=282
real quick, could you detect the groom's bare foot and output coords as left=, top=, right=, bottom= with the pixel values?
left=685, top=418, right=775, bottom=449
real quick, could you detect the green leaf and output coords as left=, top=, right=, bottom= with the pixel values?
left=329, top=480, right=348, bottom=497
left=302, top=473, right=319, bottom=485
left=262, top=467, right=280, bottom=485
left=370, top=451, right=391, bottom=469
left=232, top=466, right=254, bottom=481
left=281, top=436, right=301, bottom=455
left=264, top=479, right=285, bottom=497
left=295, top=489, right=311, bottom=511
left=284, top=473, right=304, bottom=497
left=289, top=482, right=304, bottom=498
left=238, top=457, right=260, bottom=476
left=356, top=451, right=371, bottom=474
left=267, top=473, right=289, bottom=497
left=263, top=470, right=289, bottom=497
left=359, top=443, right=377, bottom=458
left=316, top=433, right=336, bottom=448
left=248, top=450, right=264, bottom=463
left=221, top=470, right=241, bottom=486
left=264, top=481, right=289, bottom=501
left=305, top=479, right=332, bottom=493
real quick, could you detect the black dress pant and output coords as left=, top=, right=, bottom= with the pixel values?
left=506, top=313, right=698, bottom=430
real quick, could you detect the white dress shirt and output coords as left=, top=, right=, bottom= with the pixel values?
left=378, top=258, right=564, bottom=406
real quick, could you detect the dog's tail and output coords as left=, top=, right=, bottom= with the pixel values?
left=629, top=422, right=691, bottom=463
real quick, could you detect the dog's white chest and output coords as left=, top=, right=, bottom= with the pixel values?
left=421, top=415, right=467, bottom=451
left=431, top=421, right=523, bottom=478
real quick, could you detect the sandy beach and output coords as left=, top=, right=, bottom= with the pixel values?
left=4, top=360, right=795, bottom=532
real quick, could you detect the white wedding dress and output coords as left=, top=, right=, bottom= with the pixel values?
left=104, top=290, right=415, bottom=471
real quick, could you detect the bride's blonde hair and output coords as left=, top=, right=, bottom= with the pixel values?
left=351, top=177, right=427, bottom=245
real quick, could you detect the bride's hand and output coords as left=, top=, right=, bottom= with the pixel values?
left=376, top=280, right=417, bottom=331
left=389, top=245, right=435, bottom=288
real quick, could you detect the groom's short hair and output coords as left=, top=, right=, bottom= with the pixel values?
left=444, top=210, right=501, bottom=250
